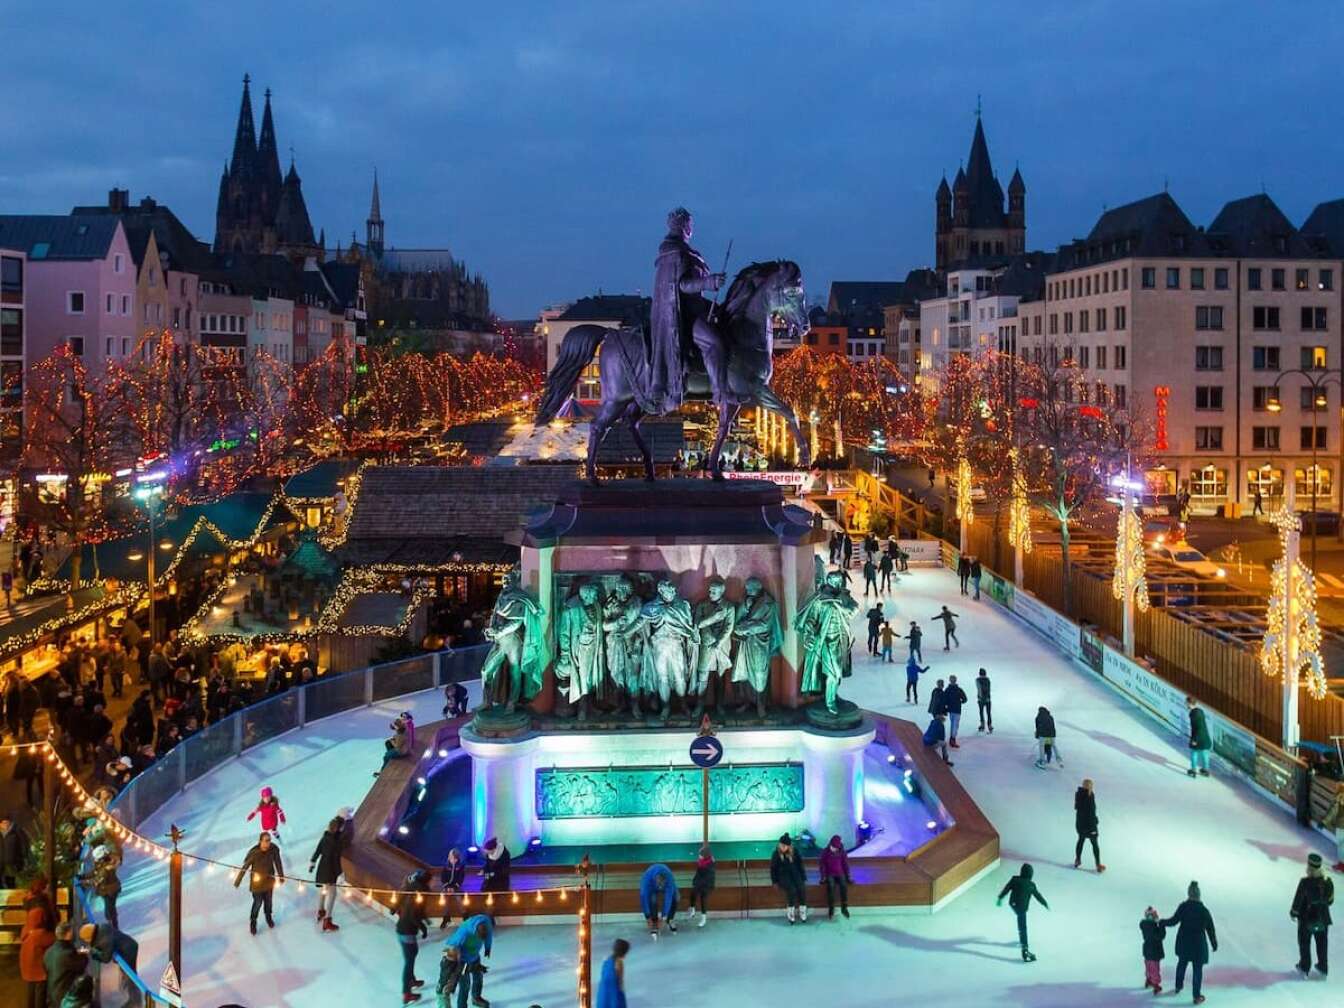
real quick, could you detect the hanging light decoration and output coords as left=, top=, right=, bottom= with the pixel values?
left=1260, top=505, right=1327, bottom=699
left=1111, top=501, right=1149, bottom=612
left=955, top=454, right=974, bottom=526
left=1006, top=447, right=1032, bottom=555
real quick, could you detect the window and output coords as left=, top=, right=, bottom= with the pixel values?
left=121, top=338, right=130, bottom=356
left=1063, top=312, right=1073, bottom=334
left=1190, top=466, right=1227, bottom=499
left=104, top=336, right=113, bottom=357
left=1096, top=308, right=1106, bottom=330
left=1297, top=268, right=1310, bottom=291
left=1321, top=269, right=1334, bottom=292
left=1141, top=267, right=1156, bottom=289
left=1195, top=306, right=1224, bottom=330
left=1253, top=306, right=1280, bottom=330
left=172, top=306, right=180, bottom=327
left=1079, top=346, right=1090, bottom=368
left=1049, top=314, right=1058, bottom=335
left=1114, top=384, right=1127, bottom=407
left=1252, top=427, right=1280, bottom=450
left=1114, top=305, right=1126, bottom=330
left=1252, top=346, right=1280, bottom=370
left=1301, top=426, right=1328, bottom=450
left=1166, top=267, right=1180, bottom=289
left=1114, top=345, right=1127, bottom=369
left=0, top=256, right=22, bottom=298
left=180, top=277, right=187, bottom=296
left=120, top=294, right=129, bottom=315
left=148, top=268, right=157, bottom=288
left=1214, top=268, right=1228, bottom=290
left=1248, top=268, right=1262, bottom=290
left=67, top=336, right=84, bottom=356
left=1272, top=268, right=1285, bottom=290
left=1297, top=465, right=1333, bottom=498
left=1302, top=387, right=1328, bottom=410
left=1303, top=346, right=1328, bottom=369
left=0, top=308, right=21, bottom=355
left=1096, top=345, right=1107, bottom=369
left=113, top=253, right=123, bottom=274
left=1195, top=346, right=1223, bottom=370
left=1248, top=467, right=1283, bottom=499
left=1122, top=268, right=1129, bottom=289
left=1191, top=267, right=1205, bottom=290
left=1195, top=386, right=1224, bottom=410
left=1079, top=311, right=1089, bottom=333
left=1253, top=386, right=1276, bottom=411
left=1302, top=306, right=1328, bottom=330
left=66, top=291, right=84, bottom=314
left=1195, top=426, right=1223, bottom=450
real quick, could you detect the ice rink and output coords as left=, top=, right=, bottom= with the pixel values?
left=117, top=567, right=1336, bottom=1007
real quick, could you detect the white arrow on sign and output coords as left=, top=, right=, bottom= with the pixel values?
left=691, top=744, right=719, bottom=758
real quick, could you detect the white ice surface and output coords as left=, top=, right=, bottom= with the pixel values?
left=118, top=569, right=1334, bottom=1007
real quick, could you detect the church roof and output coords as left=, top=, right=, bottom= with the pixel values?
left=230, top=75, right=258, bottom=176
left=375, top=248, right=459, bottom=273
left=1008, top=166, right=1025, bottom=194
left=369, top=169, right=382, bottom=221
left=963, top=119, right=1006, bottom=228
left=257, top=89, right=283, bottom=211
left=274, top=162, right=315, bottom=247
left=936, top=176, right=951, bottom=199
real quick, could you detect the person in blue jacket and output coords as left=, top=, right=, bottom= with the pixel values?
left=639, top=863, right=678, bottom=939
left=596, top=937, right=631, bottom=1008
left=442, top=913, right=494, bottom=1008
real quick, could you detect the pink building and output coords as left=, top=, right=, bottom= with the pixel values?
left=0, top=215, right=138, bottom=372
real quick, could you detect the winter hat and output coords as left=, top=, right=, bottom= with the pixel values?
left=78, top=923, right=97, bottom=943
left=1143, top=906, right=1159, bottom=921
left=1308, top=853, right=1324, bottom=875
left=778, top=833, right=792, bottom=845
left=337, top=806, right=354, bottom=820
left=698, top=844, right=712, bottom=860
left=118, top=756, right=132, bottom=768
left=1187, top=880, right=1201, bottom=900
left=260, top=786, right=273, bottom=799
left=1020, top=863, right=1034, bottom=879
left=828, top=834, right=844, bottom=848
left=91, top=845, right=108, bottom=862
left=484, top=837, right=498, bottom=852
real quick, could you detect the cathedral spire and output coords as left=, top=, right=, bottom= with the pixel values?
left=366, top=168, right=385, bottom=256
left=370, top=168, right=382, bottom=222
left=257, top=86, right=283, bottom=211
left=230, top=74, right=257, bottom=175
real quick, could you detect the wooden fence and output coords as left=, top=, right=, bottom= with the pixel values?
left=921, top=489, right=1344, bottom=746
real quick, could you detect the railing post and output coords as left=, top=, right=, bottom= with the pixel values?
left=232, top=714, right=243, bottom=758
left=364, top=666, right=374, bottom=707
left=175, top=745, right=186, bottom=793
left=433, top=650, right=442, bottom=688
left=297, top=684, right=308, bottom=727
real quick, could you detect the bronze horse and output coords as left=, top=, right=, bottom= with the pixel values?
left=534, top=260, right=811, bottom=482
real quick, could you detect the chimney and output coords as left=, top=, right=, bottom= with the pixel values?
left=139, top=197, right=157, bottom=210
left=108, top=188, right=129, bottom=212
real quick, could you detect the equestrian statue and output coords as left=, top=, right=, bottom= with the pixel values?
left=534, top=207, right=812, bottom=482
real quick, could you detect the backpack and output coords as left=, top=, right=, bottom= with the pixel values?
left=1307, top=879, right=1333, bottom=934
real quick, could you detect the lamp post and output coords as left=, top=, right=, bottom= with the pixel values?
left=1267, top=366, right=1343, bottom=571
left=133, top=471, right=167, bottom=647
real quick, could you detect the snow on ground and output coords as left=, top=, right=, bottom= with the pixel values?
left=119, top=568, right=1334, bottom=1008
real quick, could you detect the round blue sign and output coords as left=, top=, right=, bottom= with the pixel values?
left=689, top=736, right=724, bottom=768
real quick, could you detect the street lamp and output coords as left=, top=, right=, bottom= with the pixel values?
left=133, top=470, right=168, bottom=647
left=1267, top=366, right=1343, bottom=570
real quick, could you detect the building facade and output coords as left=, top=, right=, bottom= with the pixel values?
left=0, top=247, right=26, bottom=458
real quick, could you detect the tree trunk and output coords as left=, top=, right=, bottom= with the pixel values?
left=1058, top=513, right=1073, bottom=616
left=991, top=501, right=1004, bottom=573
left=67, top=535, right=82, bottom=607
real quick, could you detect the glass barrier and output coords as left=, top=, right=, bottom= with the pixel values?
left=184, top=718, right=236, bottom=785
left=304, top=667, right=367, bottom=722
left=240, top=690, right=300, bottom=751
left=127, top=751, right=181, bottom=830
left=371, top=654, right=435, bottom=701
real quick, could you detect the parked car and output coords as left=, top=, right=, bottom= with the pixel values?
left=1149, top=542, right=1226, bottom=579
left=1141, top=517, right=1185, bottom=545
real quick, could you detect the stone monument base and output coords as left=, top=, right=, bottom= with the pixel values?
left=804, top=698, right=863, bottom=731
left=470, top=705, right=533, bottom=738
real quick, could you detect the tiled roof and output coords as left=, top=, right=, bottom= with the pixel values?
left=827, top=281, right=906, bottom=315
left=346, top=465, right=580, bottom=541
left=1302, top=198, right=1344, bottom=254
left=338, top=537, right=516, bottom=568
left=335, top=592, right=413, bottom=630
left=557, top=295, right=649, bottom=325
left=0, top=215, right=120, bottom=260
left=1209, top=194, right=1326, bottom=258
left=284, top=459, right=359, bottom=499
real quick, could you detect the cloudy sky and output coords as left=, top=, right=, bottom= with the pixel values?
left=3, top=1, right=1343, bottom=316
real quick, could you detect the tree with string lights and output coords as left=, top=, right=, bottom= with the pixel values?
left=1016, top=357, right=1140, bottom=616
left=21, top=345, right=135, bottom=596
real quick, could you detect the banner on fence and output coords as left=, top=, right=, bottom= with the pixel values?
left=1080, top=628, right=1105, bottom=674
left=1011, top=589, right=1081, bottom=660
left=898, top=539, right=944, bottom=567
left=986, top=573, right=1014, bottom=609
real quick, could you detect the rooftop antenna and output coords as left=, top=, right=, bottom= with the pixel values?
left=975, top=94, right=982, bottom=119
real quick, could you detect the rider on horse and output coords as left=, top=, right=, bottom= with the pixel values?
left=649, top=207, right=726, bottom=412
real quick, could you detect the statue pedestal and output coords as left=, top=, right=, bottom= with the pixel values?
left=458, top=720, right=875, bottom=853
left=514, top=478, right=822, bottom=714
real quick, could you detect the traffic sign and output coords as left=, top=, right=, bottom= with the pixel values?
left=689, top=736, right=723, bottom=768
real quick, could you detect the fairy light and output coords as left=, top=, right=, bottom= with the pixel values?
left=1111, top=501, right=1150, bottom=613
left=1007, top=447, right=1033, bottom=555
left=955, top=454, right=974, bottom=525
left=1261, top=504, right=1327, bottom=699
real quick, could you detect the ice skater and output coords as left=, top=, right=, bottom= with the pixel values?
left=970, top=556, right=983, bottom=599
left=957, top=554, right=970, bottom=595
left=975, top=668, right=993, bottom=733
left=1141, top=906, right=1167, bottom=993
left=770, top=833, right=808, bottom=923
left=879, top=621, right=895, bottom=663
left=438, top=848, right=466, bottom=929
left=308, top=816, right=346, bottom=932
left=905, top=655, right=929, bottom=704
left=1186, top=696, right=1212, bottom=779
left=818, top=834, right=852, bottom=918
left=392, top=870, right=430, bottom=1005
left=1034, top=707, right=1062, bottom=769
left=233, top=831, right=284, bottom=935
left=245, top=786, right=286, bottom=842
left=997, top=863, right=1048, bottom=962
left=862, top=558, right=878, bottom=599
left=1291, top=852, right=1333, bottom=978
left=1323, top=788, right=1344, bottom=872
left=866, top=603, right=884, bottom=656
left=597, top=937, right=630, bottom=1008
left=442, top=914, right=493, bottom=1008
left=923, top=711, right=953, bottom=766
left=639, top=863, right=678, bottom=938
left=905, top=621, right=923, bottom=662
left=943, top=675, right=967, bottom=748
left=1160, top=881, right=1217, bottom=1004
left=1072, top=779, right=1105, bottom=872
left=691, top=845, right=715, bottom=927
left=931, top=606, right=959, bottom=649
left=879, top=551, right=894, bottom=593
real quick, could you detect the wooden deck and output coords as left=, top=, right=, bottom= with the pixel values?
left=341, top=712, right=999, bottom=917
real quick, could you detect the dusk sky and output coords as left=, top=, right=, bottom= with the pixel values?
left=4, top=1, right=1343, bottom=317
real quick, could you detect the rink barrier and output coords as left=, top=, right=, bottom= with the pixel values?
left=70, top=645, right=488, bottom=1005
left=935, top=541, right=1315, bottom=825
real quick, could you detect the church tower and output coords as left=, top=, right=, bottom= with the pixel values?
left=366, top=169, right=384, bottom=257
left=934, top=109, right=1025, bottom=270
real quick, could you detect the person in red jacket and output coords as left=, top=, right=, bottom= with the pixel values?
left=818, top=834, right=853, bottom=918
left=246, top=786, right=287, bottom=841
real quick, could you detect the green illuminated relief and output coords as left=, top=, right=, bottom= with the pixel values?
left=535, top=763, right=804, bottom=819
